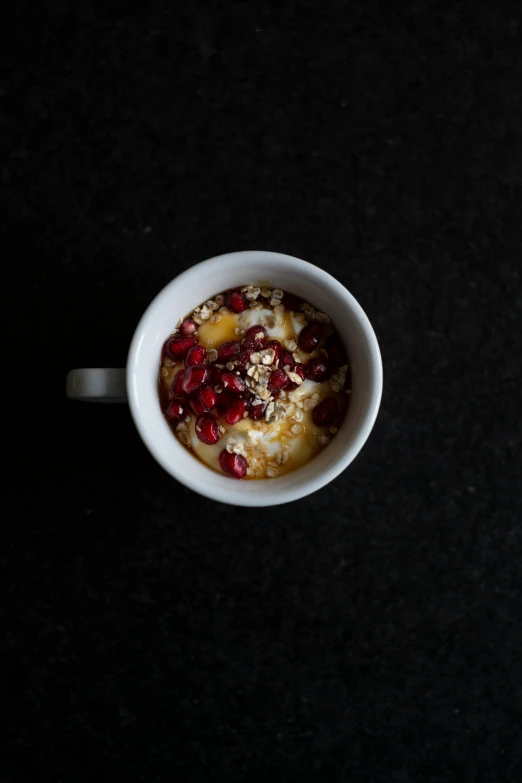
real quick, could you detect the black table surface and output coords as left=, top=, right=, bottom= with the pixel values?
left=3, top=3, right=522, bottom=781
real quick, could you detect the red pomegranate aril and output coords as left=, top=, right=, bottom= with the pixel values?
left=249, top=401, right=266, bottom=420
left=197, top=384, right=217, bottom=410
left=215, top=390, right=238, bottom=409
left=224, top=398, right=248, bottom=425
left=195, top=414, right=221, bottom=445
left=222, top=372, right=246, bottom=393
left=243, top=325, right=268, bottom=350
left=298, top=322, right=323, bottom=353
left=305, top=358, right=330, bottom=382
left=181, top=365, right=210, bottom=394
left=267, top=339, right=281, bottom=362
left=268, top=368, right=289, bottom=393
left=170, top=370, right=185, bottom=399
left=333, top=394, right=349, bottom=428
left=282, top=292, right=302, bottom=312
left=279, top=349, right=295, bottom=369
left=286, top=362, right=306, bottom=390
left=236, top=350, right=253, bottom=370
left=218, top=341, right=242, bottom=362
left=226, top=290, right=247, bottom=313
left=325, top=333, right=347, bottom=367
left=209, top=365, right=223, bottom=386
left=165, top=401, right=186, bottom=422
left=188, top=396, right=206, bottom=416
left=185, top=344, right=208, bottom=367
left=179, top=319, right=198, bottom=336
left=219, top=449, right=248, bottom=479
left=166, top=336, right=198, bottom=360
left=312, top=397, right=338, bottom=427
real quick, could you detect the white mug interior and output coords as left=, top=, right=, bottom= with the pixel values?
left=127, top=251, right=382, bottom=506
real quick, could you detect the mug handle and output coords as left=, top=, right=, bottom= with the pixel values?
left=66, top=368, right=127, bottom=402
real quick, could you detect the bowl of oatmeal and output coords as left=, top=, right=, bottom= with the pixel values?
left=127, top=251, right=382, bottom=506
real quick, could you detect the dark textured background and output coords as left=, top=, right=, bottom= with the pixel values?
left=3, top=2, right=522, bottom=781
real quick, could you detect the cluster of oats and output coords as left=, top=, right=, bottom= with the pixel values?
left=300, top=300, right=332, bottom=324
left=329, top=365, right=349, bottom=393
left=224, top=427, right=291, bottom=478
left=175, top=416, right=192, bottom=447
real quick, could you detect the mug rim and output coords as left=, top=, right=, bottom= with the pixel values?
left=127, top=250, right=383, bottom=506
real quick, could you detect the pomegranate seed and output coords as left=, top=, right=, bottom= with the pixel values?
left=325, top=332, right=347, bottom=367
left=333, top=393, right=349, bottom=428
left=179, top=319, right=198, bottom=336
left=219, top=449, right=248, bottom=479
left=249, top=401, right=266, bottom=420
left=209, top=365, right=223, bottom=386
left=305, top=358, right=330, bottom=382
left=218, top=341, right=242, bottom=362
left=282, top=292, right=302, bottom=312
left=226, top=290, right=247, bottom=313
left=268, top=368, right=289, bottom=393
left=312, top=397, right=338, bottom=427
left=170, top=370, right=185, bottom=399
left=243, top=325, right=268, bottom=351
left=236, top=350, right=253, bottom=370
left=286, top=362, right=306, bottom=390
left=165, top=401, right=186, bottom=422
left=185, top=344, right=208, bottom=367
left=197, top=384, right=217, bottom=410
left=224, top=398, right=248, bottom=425
left=188, top=396, right=206, bottom=416
left=215, top=390, right=239, bottom=409
left=298, top=323, right=323, bottom=353
left=266, top=339, right=281, bottom=363
left=165, top=336, right=197, bottom=360
left=222, top=372, right=246, bottom=393
left=279, top=349, right=295, bottom=369
left=181, top=365, right=210, bottom=394
left=195, top=414, right=221, bottom=445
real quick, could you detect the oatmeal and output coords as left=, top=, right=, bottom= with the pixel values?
left=158, top=286, right=351, bottom=479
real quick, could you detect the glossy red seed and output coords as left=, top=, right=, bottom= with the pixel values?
left=268, top=368, right=289, bottom=393
left=282, top=292, right=302, bottom=312
left=298, top=323, right=323, bottom=353
left=324, top=333, right=347, bottom=367
left=195, top=415, right=221, bottom=445
left=266, top=339, right=281, bottom=362
left=197, top=384, right=217, bottom=410
left=224, top=398, right=248, bottom=425
left=165, top=401, right=186, bottom=421
left=170, top=370, right=185, bottom=399
left=209, top=365, right=223, bottom=386
left=218, top=341, right=242, bottom=362
left=279, top=349, right=295, bottom=369
left=249, top=401, right=266, bottom=420
left=333, top=393, right=349, bottom=428
left=286, top=362, right=306, bottom=390
left=219, top=449, right=248, bottom=479
left=188, top=396, right=206, bottom=416
left=166, top=336, right=197, bottom=359
left=179, top=319, right=198, bottom=336
left=243, top=325, right=268, bottom=350
left=305, top=358, right=330, bottom=382
left=181, top=365, right=210, bottom=394
left=227, top=290, right=247, bottom=313
left=236, top=350, right=253, bottom=370
left=312, top=397, right=338, bottom=427
left=215, top=390, right=238, bottom=409
left=221, top=372, right=246, bottom=393
left=185, top=344, right=208, bottom=367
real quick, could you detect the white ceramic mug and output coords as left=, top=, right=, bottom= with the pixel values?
left=66, top=250, right=383, bottom=506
